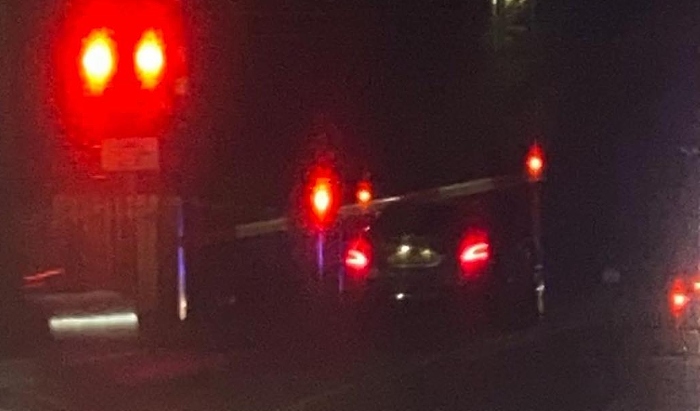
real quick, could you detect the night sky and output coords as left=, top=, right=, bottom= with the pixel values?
left=181, top=0, right=495, bottom=210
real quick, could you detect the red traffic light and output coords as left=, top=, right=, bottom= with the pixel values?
left=669, top=277, right=691, bottom=318
left=80, top=29, right=117, bottom=95
left=305, top=165, right=341, bottom=231
left=311, top=178, right=332, bottom=217
left=526, top=142, right=545, bottom=181
left=53, top=0, right=187, bottom=145
left=356, top=180, right=373, bottom=206
left=134, top=29, right=166, bottom=89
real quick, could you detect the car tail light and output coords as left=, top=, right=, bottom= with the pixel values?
left=345, top=237, right=372, bottom=278
left=458, top=229, right=490, bottom=278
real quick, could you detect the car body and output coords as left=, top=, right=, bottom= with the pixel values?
left=338, top=187, right=541, bottom=318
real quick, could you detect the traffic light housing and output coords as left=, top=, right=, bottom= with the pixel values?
left=53, top=0, right=187, bottom=147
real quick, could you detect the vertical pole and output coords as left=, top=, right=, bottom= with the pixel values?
left=338, top=267, right=345, bottom=295
left=338, top=225, right=345, bottom=295
left=317, top=231, right=325, bottom=280
left=176, top=198, right=188, bottom=321
left=531, top=181, right=545, bottom=316
left=529, top=0, right=537, bottom=31
left=126, top=172, right=144, bottom=325
left=492, top=0, right=506, bottom=51
left=532, top=183, right=543, bottom=261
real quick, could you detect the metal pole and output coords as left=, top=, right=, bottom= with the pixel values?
left=176, top=198, right=188, bottom=321
left=531, top=182, right=545, bottom=316
left=317, top=231, right=325, bottom=280
left=492, top=0, right=506, bottom=51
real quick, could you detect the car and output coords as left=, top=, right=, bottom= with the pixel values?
left=337, top=188, right=542, bottom=322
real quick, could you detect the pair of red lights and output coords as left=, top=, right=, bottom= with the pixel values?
left=308, top=172, right=373, bottom=231
left=81, top=28, right=165, bottom=94
left=53, top=0, right=188, bottom=144
left=344, top=230, right=490, bottom=278
left=311, top=181, right=372, bottom=211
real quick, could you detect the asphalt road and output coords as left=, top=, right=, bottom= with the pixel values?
left=0, top=284, right=638, bottom=411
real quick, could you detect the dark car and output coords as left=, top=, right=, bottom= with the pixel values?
left=338, top=188, right=542, bottom=320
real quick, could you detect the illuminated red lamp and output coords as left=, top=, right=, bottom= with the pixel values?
left=458, top=229, right=491, bottom=278
left=306, top=165, right=341, bottom=231
left=311, top=178, right=332, bottom=218
left=526, top=142, right=545, bottom=182
left=134, top=29, right=166, bottom=89
left=80, top=28, right=117, bottom=95
left=669, top=277, right=690, bottom=318
left=53, top=0, right=187, bottom=145
left=356, top=180, right=373, bottom=206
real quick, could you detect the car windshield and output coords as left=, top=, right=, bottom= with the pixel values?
left=374, top=202, right=459, bottom=238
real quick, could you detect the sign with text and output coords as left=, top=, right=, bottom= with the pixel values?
left=101, top=138, right=160, bottom=172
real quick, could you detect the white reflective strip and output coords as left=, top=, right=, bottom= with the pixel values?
left=49, top=312, right=139, bottom=332
left=235, top=217, right=288, bottom=239
left=438, top=178, right=496, bottom=198
left=437, top=175, right=521, bottom=200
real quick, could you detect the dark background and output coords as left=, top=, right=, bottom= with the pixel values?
left=2, top=0, right=698, bottom=291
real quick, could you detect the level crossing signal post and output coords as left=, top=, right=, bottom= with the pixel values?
left=525, top=141, right=546, bottom=315
left=51, top=0, right=189, bottom=336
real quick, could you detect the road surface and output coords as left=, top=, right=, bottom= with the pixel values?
left=2, top=282, right=672, bottom=411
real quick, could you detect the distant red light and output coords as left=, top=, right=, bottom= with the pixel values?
left=528, top=156, right=543, bottom=174
left=356, top=180, right=373, bottom=206
left=357, top=188, right=372, bottom=204
left=458, top=230, right=490, bottom=277
left=526, top=143, right=545, bottom=181
left=672, top=293, right=689, bottom=309
left=305, top=164, right=341, bottom=231
left=311, top=178, right=332, bottom=216
left=670, top=277, right=691, bottom=317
